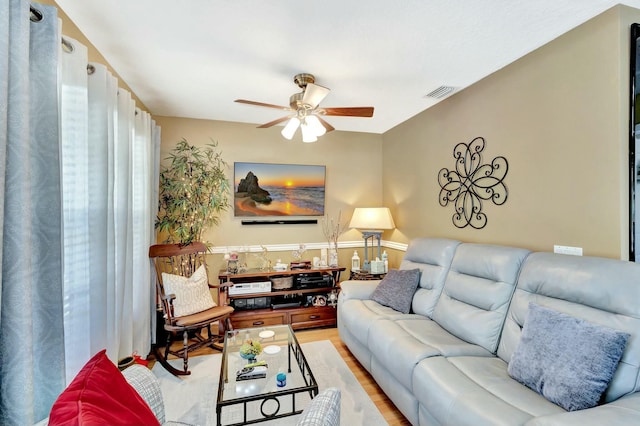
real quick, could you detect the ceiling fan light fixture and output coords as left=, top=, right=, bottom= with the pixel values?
left=306, top=115, right=326, bottom=136
left=300, top=121, right=318, bottom=143
left=235, top=73, right=374, bottom=143
left=281, top=117, right=300, bottom=140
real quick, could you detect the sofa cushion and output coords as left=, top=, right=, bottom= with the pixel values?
left=368, top=317, right=492, bottom=390
left=338, top=298, right=408, bottom=348
left=370, top=268, right=420, bottom=314
left=498, top=252, right=640, bottom=402
left=399, top=238, right=460, bottom=318
left=49, top=349, right=160, bottom=425
left=296, top=387, right=341, bottom=426
left=508, top=303, right=629, bottom=411
left=162, top=264, right=216, bottom=317
left=412, top=356, right=564, bottom=426
left=432, top=243, right=530, bottom=353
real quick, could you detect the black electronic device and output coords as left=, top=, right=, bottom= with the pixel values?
left=271, top=301, right=302, bottom=310
left=295, top=273, right=333, bottom=289
left=231, top=296, right=271, bottom=310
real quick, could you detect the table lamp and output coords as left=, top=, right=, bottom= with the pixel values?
left=349, top=207, right=395, bottom=272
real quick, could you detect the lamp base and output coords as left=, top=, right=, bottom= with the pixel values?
left=361, top=231, right=382, bottom=273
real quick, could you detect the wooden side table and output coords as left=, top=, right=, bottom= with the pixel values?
left=349, top=270, right=386, bottom=280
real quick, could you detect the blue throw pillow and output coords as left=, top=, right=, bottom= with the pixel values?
left=370, top=268, right=420, bottom=314
left=507, top=302, right=629, bottom=411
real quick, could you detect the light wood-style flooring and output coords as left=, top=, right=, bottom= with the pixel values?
left=157, top=327, right=411, bottom=425
left=295, top=327, right=411, bottom=426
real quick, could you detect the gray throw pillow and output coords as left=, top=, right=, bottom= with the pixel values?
left=370, top=268, right=420, bottom=314
left=296, top=387, right=341, bottom=426
left=507, top=302, right=629, bottom=412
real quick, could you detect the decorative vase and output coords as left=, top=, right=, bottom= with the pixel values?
left=329, top=248, right=339, bottom=267
left=240, top=351, right=257, bottom=363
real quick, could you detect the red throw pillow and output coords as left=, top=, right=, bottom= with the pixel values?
left=49, top=349, right=160, bottom=426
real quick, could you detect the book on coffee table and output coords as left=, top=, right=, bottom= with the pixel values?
left=236, top=365, right=267, bottom=381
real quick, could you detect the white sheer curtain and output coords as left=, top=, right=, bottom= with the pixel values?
left=60, top=54, right=161, bottom=380
left=1, top=2, right=161, bottom=423
left=59, top=34, right=92, bottom=386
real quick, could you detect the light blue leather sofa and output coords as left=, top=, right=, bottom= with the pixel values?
left=338, top=238, right=640, bottom=425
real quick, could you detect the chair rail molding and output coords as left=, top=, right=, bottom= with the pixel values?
left=211, top=240, right=407, bottom=255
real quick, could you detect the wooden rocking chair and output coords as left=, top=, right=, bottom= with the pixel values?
left=149, top=242, right=233, bottom=376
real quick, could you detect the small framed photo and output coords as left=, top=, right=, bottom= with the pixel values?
left=312, top=295, right=327, bottom=307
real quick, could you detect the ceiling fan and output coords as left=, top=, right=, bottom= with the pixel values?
left=235, top=73, right=374, bottom=142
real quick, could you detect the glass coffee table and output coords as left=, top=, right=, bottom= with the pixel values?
left=216, top=325, right=318, bottom=426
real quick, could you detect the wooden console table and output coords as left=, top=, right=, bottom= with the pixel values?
left=218, top=266, right=345, bottom=330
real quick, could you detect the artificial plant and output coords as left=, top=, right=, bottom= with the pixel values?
left=156, top=138, right=230, bottom=245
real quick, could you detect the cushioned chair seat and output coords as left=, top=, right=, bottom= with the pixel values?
left=174, top=305, right=234, bottom=327
left=413, top=356, right=564, bottom=426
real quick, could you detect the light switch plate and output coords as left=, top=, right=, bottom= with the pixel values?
left=553, top=245, right=583, bottom=256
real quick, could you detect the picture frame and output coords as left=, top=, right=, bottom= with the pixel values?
left=234, top=162, right=326, bottom=217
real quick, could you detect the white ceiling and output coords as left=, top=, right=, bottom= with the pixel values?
left=56, top=0, right=640, bottom=135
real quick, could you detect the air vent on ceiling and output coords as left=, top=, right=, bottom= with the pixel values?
left=425, top=86, right=457, bottom=99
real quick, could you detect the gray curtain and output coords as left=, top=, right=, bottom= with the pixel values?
left=0, top=1, right=65, bottom=425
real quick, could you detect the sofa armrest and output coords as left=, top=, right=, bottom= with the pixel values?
left=339, top=280, right=381, bottom=301
left=122, top=365, right=166, bottom=424
left=525, top=392, right=640, bottom=426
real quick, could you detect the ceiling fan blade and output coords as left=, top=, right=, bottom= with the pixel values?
left=257, top=116, right=291, bottom=128
left=302, top=83, right=330, bottom=108
left=317, top=116, right=335, bottom=133
left=235, top=99, right=291, bottom=111
left=322, top=107, right=374, bottom=117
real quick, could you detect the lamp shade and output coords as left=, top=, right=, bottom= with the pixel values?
left=349, top=207, right=395, bottom=231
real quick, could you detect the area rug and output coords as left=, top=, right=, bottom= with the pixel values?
left=152, top=340, right=388, bottom=425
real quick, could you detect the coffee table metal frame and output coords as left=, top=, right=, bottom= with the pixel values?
left=216, top=325, right=318, bottom=426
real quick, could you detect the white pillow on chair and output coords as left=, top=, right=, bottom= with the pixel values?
left=162, top=265, right=216, bottom=317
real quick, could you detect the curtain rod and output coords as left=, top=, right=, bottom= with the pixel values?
left=29, top=5, right=82, bottom=62
left=27, top=6, right=136, bottom=82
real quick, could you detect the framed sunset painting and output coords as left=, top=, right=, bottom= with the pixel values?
left=233, top=162, right=326, bottom=217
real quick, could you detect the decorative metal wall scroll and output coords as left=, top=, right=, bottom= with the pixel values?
left=437, top=137, right=509, bottom=229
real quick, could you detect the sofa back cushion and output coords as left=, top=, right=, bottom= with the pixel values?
left=498, top=252, right=640, bottom=402
left=400, top=238, right=460, bottom=318
left=432, top=243, right=530, bottom=353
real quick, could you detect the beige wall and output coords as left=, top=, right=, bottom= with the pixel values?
left=155, top=116, right=384, bottom=270
left=383, top=6, right=640, bottom=259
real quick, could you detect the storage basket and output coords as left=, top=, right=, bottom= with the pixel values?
left=270, top=276, right=293, bottom=290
